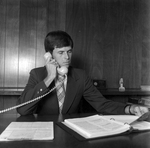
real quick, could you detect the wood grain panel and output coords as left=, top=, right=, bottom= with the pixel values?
left=102, top=0, right=142, bottom=88
left=47, top=0, right=66, bottom=32
left=3, top=96, right=18, bottom=114
left=83, top=0, right=105, bottom=79
left=66, top=0, right=88, bottom=70
left=66, top=0, right=150, bottom=88
left=4, top=0, right=20, bottom=90
left=0, top=0, right=149, bottom=91
left=141, top=0, right=150, bottom=85
left=0, top=1, right=6, bottom=112
left=0, top=0, right=6, bottom=88
left=55, top=0, right=66, bottom=31
left=0, top=95, right=19, bottom=115
left=18, top=0, right=37, bottom=87
left=0, top=96, right=4, bottom=111
left=35, top=0, right=47, bottom=67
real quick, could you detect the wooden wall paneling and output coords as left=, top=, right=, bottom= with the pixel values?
left=66, top=0, right=88, bottom=70
left=0, top=0, right=6, bottom=88
left=0, top=96, right=4, bottom=112
left=0, top=95, right=19, bottom=115
left=141, top=0, right=150, bottom=85
left=4, top=0, right=20, bottom=90
left=102, top=0, right=142, bottom=88
left=35, top=0, right=47, bottom=67
left=46, top=0, right=55, bottom=32
left=0, top=0, right=149, bottom=91
left=66, top=0, right=149, bottom=88
left=121, top=0, right=142, bottom=89
left=85, top=0, right=105, bottom=80
left=3, top=96, right=18, bottom=114
left=18, top=0, right=38, bottom=87
left=55, top=0, right=66, bottom=31
left=102, top=0, right=129, bottom=88
left=47, top=0, right=66, bottom=32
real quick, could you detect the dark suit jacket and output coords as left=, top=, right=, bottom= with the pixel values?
left=17, top=66, right=126, bottom=115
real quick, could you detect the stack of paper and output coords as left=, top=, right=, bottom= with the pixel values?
left=0, top=122, right=54, bottom=141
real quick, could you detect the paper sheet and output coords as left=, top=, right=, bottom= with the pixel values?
left=0, top=122, right=54, bottom=141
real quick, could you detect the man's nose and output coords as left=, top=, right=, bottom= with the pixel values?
left=64, top=52, right=69, bottom=59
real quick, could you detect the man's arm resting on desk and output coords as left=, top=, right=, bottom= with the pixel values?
left=125, top=104, right=149, bottom=116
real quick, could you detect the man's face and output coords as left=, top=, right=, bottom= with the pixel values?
left=52, top=46, right=72, bottom=68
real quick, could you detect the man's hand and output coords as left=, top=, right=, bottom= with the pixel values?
left=44, top=58, right=58, bottom=87
left=129, top=105, right=149, bottom=116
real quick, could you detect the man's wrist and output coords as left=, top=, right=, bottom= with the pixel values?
left=44, top=77, right=54, bottom=87
left=128, top=105, right=134, bottom=115
left=125, top=105, right=134, bottom=115
left=125, top=105, right=130, bottom=114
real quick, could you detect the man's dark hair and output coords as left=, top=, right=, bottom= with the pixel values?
left=44, top=30, right=73, bottom=53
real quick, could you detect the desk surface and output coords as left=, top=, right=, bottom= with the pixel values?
left=0, top=113, right=150, bottom=148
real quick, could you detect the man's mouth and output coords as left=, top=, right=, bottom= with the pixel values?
left=63, top=62, right=70, bottom=66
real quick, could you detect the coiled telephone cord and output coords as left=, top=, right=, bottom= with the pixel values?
left=0, top=75, right=66, bottom=114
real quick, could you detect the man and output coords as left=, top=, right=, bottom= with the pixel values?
left=17, top=30, right=149, bottom=116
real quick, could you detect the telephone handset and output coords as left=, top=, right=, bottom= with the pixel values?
left=44, top=52, right=68, bottom=75
left=0, top=53, right=67, bottom=114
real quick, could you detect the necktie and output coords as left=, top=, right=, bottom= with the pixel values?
left=56, top=75, right=65, bottom=114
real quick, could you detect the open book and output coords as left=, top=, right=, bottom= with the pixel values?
left=0, top=122, right=54, bottom=141
left=63, top=115, right=131, bottom=139
left=63, top=114, right=150, bottom=139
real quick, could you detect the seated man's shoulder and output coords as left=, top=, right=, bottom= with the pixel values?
left=70, top=67, right=88, bottom=79
left=30, top=66, right=46, bottom=73
left=71, top=67, right=85, bottom=74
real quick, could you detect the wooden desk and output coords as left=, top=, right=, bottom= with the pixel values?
left=0, top=113, right=150, bottom=148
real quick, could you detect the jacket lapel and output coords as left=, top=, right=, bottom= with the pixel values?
left=62, top=68, right=79, bottom=114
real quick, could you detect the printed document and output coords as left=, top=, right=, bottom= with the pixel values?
left=0, top=122, right=54, bottom=141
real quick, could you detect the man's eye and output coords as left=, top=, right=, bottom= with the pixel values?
left=68, top=50, right=72, bottom=53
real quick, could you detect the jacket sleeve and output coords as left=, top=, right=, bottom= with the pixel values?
left=83, top=73, right=127, bottom=115
left=16, top=69, right=49, bottom=115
